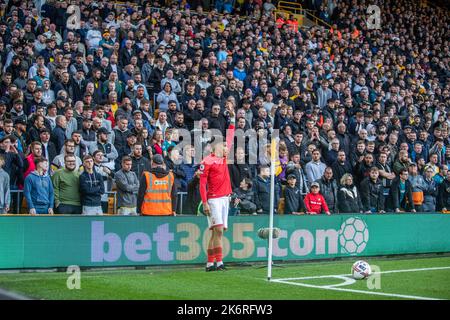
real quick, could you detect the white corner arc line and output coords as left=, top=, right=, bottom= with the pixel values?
left=274, top=266, right=450, bottom=282
left=271, top=279, right=443, bottom=300
left=270, top=266, right=450, bottom=300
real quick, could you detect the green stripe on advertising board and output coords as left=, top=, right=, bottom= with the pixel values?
left=0, top=214, right=450, bottom=269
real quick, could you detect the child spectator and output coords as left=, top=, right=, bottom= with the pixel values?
left=284, top=174, right=305, bottom=215
left=303, top=182, right=330, bottom=215
left=231, top=178, right=257, bottom=215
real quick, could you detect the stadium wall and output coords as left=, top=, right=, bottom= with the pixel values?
left=1, top=214, right=450, bottom=269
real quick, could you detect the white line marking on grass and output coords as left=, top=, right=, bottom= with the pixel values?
left=0, top=288, right=31, bottom=300
left=272, top=279, right=443, bottom=300
left=275, top=266, right=450, bottom=281
left=271, top=266, right=450, bottom=300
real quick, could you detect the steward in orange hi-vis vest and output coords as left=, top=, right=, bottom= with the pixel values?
left=140, top=171, right=174, bottom=215
left=137, top=154, right=176, bottom=216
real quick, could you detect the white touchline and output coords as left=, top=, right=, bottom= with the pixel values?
left=270, top=266, right=450, bottom=300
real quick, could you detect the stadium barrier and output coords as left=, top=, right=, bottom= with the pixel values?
left=9, top=190, right=192, bottom=215
left=1, top=214, right=450, bottom=269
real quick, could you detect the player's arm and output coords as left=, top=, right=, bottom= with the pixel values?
left=199, top=162, right=211, bottom=215
left=226, top=105, right=235, bottom=150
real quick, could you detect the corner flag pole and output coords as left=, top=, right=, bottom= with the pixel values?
left=267, top=132, right=278, bottom=281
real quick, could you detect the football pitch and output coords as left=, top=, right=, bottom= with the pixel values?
left=0, top=255, right=449, bottom=300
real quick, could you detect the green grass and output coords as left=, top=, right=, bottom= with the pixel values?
left=0, top=256, right=449, bottom=300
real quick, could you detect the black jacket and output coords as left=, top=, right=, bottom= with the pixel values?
left=284, top=185, right=305, bottom=214
left=228, top=163, right=253, bottom=190
left=51, top=125, right=67, bottom=154
left=387, top=177, right=414, bottom=212
left=41, top=141, right=57, bottom=164
left=253, top=175, right=280, bottom=214
left=131, top=155, right=151, bottom=179
left=231, top=187, right=256, bottom=213
left=316, top=177, right=339, bottom=212
left=438, top=179, right=450, bottom=210
left=79, top=170, right=105, bottom=207
left=359, top=177, right=385, bottom=212
left=331, top=160, right=353, bottom=185
left=337, top=185, right=363, bottom=213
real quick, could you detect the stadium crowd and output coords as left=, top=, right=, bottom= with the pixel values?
left=0, top=0, right=449, bottom=215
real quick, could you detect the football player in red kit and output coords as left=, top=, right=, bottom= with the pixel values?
left=199, top=104, right=235, bottom=271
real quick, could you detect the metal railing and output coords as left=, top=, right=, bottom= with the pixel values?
left=8, top=190, right=190, bottom=215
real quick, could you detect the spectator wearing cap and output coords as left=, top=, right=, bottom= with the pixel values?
left=99, top=31, right=114, bottom=58
left=25, top=87, right=47, bottom=116
left=284, top=174, right=306, bottom=215
left=11, top=118, right=27, bottom=153
left=10, top=100, right=26, bottom=124
left=137, top=154, right=177, bottom=216
left=39, top=127, right=57, bottom=165
left=303, top=181, right=331, bottom=215
left=90, top=127, right=118, bottom=163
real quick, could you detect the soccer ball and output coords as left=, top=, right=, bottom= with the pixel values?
left=352, top=260, right=372, bottom=280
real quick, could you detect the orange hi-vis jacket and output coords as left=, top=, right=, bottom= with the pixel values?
left=141, top=171, right=174, bottom=215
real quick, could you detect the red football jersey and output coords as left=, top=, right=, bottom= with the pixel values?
left=199, top=124, right=235, bottom=203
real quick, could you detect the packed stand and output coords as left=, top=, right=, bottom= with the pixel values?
left=0, top=0, right=449, bottom=215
